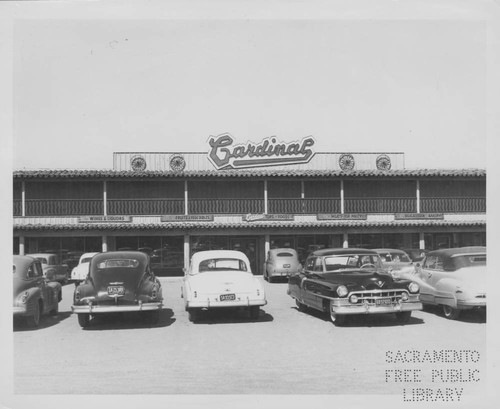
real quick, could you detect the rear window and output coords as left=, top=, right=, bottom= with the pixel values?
left=447, top=254, right=486, bottom=270
left=81, top=257, right=93, bottom=264
left=97, top=259, right=140, bottom=269
left=198, top=258, right=248, bottom=273
left=34, top=257, right=48, bottom=264
left=379, top=252, right=411, bottom=263
left=277, top=252, right=294, bottom=257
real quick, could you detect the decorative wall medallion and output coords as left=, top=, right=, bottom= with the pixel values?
left=338, top=154, right=355, bottom=171
left=376, top=154, right=391, bottom=170
left=169, top=154, right=186, bottom=171
left=130, top=155, right=147, bottom=171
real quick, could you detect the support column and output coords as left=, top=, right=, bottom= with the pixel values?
left=184, top=234, right=190, bottom=271
left=21, top=181, right=26, bottom=216
left=419, top=232, right=425, bottom=250
left=264, top=180, right=268, bottom=214
left=184, top=181, right=189, bottom=215
left=102, top=235, right=108, bottom=252
left=103, top=181, right=107, bottom=216
left=19, top=236, right=25, bottom=255
left=340, top=179, right=344, bottom=214
left=416, top=180, right=420, bottom=213
left=264, top=234, right=270, bottom=257
left=343, top=233, right=348, bottom=248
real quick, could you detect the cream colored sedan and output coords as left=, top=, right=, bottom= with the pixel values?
left=182, top=250, right=266, bottom=322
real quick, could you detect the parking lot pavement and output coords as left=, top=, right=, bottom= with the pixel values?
left=13, top=277, right=486, bottom=396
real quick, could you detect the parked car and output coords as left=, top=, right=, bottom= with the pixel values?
left=402, top=248, right=429, bottom=262
left=374, top=248, right=415, bottom=278
left=264, top=248, right=301, bottom=282
left=287, top=248, right=422, bottom=325
left=13, top=255, right=62, bottom=327
left=71, top=251, right=163, bottom=328
left=26, top=253, right=69, bottom=284
left=70, top=252, right=99, bottom=286
left=63, top=251, right=84, bottom=271
left=410, top=247, right=486, bottom=320
left=182, top=250, right=267, bottom=322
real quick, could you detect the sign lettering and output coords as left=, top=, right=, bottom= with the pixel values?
left=78, top=216, right=131, bottom=223
left=208, top=133, right=316, bottom=170
left=161, top=215, right=214, bottom=222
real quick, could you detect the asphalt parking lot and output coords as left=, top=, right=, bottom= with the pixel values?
left=13, top=277, right=486, bottom=396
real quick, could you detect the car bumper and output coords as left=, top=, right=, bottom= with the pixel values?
left=269, top=271, right=292, bottom=277
left=72, top=302, right=163, bottom=314
left=457, top=299, right=486, bottom=309
left=331, top=300, right=422, bottom=315
left=186, top=298, right=267, bottom=309
left=13, top=306, right=29, bottom=316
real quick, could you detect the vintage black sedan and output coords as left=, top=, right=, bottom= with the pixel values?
left=287, top=248, right=422, bottom=325
left=13, top=255, right=62, bottom=327
left=71, top=251, right=163, bottom=328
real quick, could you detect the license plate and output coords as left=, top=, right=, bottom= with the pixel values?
left=220, top=293, right=236, bottom=302
left=107, top=286, right=125, bottom=296
left=376, top=298, right=392, bottom=306
left=283, top=264, right=291, bottom=268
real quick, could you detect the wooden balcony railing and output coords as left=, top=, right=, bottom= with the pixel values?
left=421, top=197, right=486, bottom=213
left=13, top=200, right=21, bottom=216
left=189, top=198, right=264, bottom=214
left=268, top=198, right=340, bottom=214
left=24, top=199, right=104, bottom=216
left=344, top=197, right=416, bottom=213
left=107, top=199, right=184, bottom=215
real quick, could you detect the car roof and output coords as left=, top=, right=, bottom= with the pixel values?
left=270, top=248, right=298, bottom=254
left=80, top=252, right=99, bottom=260
left=427, top=246, right=486, bottom=259
left=26, top=253, right=55, bottom=257
left=374, top=248, right=409, bottom=254
left=13, top=255, right=38, bottom=271
left=310, top=248, right=378, bottom=257
left=91, top=251, right=148, bottom=263
left=191, top=249, right=249, bottom=262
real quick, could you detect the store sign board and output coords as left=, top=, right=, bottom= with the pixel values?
left=317, top=214, right=367, bottom=220
left=78, top=216, right=132, bottom=223
left=395, top=213, right=444, bottom=220
left=161, top=215, right=214, bottom=222
left=244, top=213, right=294, bottom=222
left=207, top=133, right=316, bottom=170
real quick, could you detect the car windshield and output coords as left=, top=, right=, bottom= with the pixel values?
left=324, top=254, right=382, bottom=271
left=34, top=257, right=48, bottom=264
left=198, top=258, right=248, bottom=273
left=379, top=252, right=411, bottom=263
left=96, top=259, right=140, bottom=269
left=277, top=252, right=295, bottom=257
left=81, top=257, right=93, bottom=264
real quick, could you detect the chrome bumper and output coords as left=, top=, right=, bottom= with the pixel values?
left=187, top=298, right=267, bottom=309
left=72, top=302, right=163, bottom=314
left=331, top=300, right=422, bottom=315
left=457, top=299, right=486, bottom=309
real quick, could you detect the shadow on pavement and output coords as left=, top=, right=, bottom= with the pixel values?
left=421, top=305, right=486, bottom=324
left=192, top=308, right=274, bottom=325
left=79, top=308, right=176, bottom=331
left=13, top=311, right=73, bottom=332
left=292, top=306, right=425, bottom=327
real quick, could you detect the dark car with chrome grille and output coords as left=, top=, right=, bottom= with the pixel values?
left=287, top=248, right=422, bottom=326
left=71, top=251, right=163, bottom=328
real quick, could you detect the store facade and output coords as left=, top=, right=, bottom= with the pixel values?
left=13, top=135, right=486, bottom=276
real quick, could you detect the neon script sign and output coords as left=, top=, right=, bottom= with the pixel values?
left=207, top=133, right=316, bottom=170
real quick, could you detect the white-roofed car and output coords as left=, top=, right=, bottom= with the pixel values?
left=182, top=250, right=267, bottom=322
left=70, top=252, right=99, bottom=287
left=373, top=248, right=415, bottom=279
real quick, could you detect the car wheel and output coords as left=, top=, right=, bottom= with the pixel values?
left=49, top=300, right=59, bottom=315
left=295, top=300, right=307, bottom=312
left=188, top=309, right=200, bottom=323
left=77, top=313, right=91, bottom=328
left=26, top=300, right=41, bottom=328
left=249, top=306, right=260, bottom=320
left=443, top=305, right=461, bottom=320
left=395, top=311, right=412, bottom=324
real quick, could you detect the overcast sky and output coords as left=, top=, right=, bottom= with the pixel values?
left=12, top=17, right=487, bottom=170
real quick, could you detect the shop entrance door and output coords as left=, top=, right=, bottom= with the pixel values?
left=229, top=237, right=258, bottom=275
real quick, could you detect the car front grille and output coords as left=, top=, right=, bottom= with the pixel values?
left=349, top=290, right=408, bottom=304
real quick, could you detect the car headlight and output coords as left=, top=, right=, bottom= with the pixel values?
left=408, top=282, right=419, bottom=294
left=336, top=285, right=348, bottom=297
left=18, top=291, right=29, bottom=304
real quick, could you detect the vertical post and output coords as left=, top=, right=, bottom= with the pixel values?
left=419, top=232, right=425, bottom=250
left=102, top=236, right=108, bottom=252
left=184, top=180, right=189, bottom=215
left=184, top=234, right=190, bottom=271
left=264, top=234, right=270, bottom=257
left=343, top=233, right=348, bottom=248
left=416, top=179, right=420, bottom=213
left=301, top=180, right=305, bottom=214
left=340, top=179, right=344, bottom=214
left=264, top=180, right=268, bottom=214
left=103, top=180, right=107, bottom=216
left=19, top=236, right=25, bottom=255
left=21, top=181, right=26, bottom=216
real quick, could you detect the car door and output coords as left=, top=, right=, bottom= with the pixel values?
left=301, top=257, right=324, bottom=310
left=417, top=255, right=441, bottom=304
left=30, top=261, right=48, bottom=312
